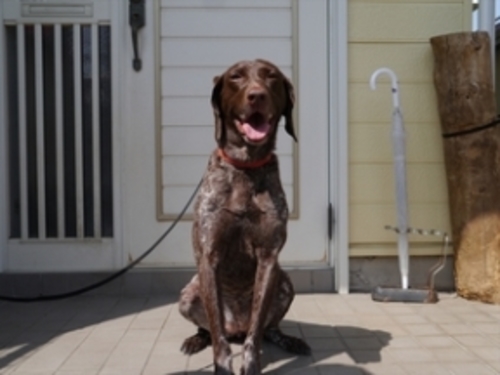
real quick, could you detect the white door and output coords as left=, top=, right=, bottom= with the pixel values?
left=121, top=1, right=332, bottom=269
left=0, top=0, right=124, bottom=271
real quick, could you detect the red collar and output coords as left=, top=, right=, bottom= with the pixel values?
left=217, top=148, right=275, bottom=169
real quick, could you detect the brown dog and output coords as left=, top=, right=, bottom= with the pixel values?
left=178, top=59, right=310, bottom=375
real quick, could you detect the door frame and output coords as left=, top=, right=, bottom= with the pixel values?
left=328, top=0, right=349, bottom=294
left=0, top=4, right=7, bottom=271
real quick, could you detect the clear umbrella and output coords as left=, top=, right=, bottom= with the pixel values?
left=370, top=68, right=409, bottom=290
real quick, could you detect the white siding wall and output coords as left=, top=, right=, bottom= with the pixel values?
left=159, top=0, right=296, bottom=217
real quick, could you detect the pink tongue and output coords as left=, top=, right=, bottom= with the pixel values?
left=242, top=122, right=271, bottom=141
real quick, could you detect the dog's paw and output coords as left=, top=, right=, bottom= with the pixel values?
left=215, top=364, right=235, bottom=375
left=240, top=363, right=259, bottom=375
left=263, top=328, right=311, bottom=355
left=215, top=342, right=234, bottom=375
left=240, top=340, right=261, bottom=375
left=180, top=328, right=211, bottom=355
left=240, top=360, right=259, bottom=374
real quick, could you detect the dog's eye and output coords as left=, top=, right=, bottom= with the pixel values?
left=267, top=71, right=278, bottom=79
left=229, top=73, right=242, bottom=81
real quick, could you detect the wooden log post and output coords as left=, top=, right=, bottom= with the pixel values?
left=430, top=32, right=500, bottom=304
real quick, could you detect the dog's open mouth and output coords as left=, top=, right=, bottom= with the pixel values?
left=238, top=112, right=272, bottom=143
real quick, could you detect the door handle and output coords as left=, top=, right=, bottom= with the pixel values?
left=129, top=0, right=145, bottom=71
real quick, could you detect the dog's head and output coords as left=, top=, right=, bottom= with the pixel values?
left=211, top=59, right=296, bottom=149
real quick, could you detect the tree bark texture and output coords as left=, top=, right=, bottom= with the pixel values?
left=430, top=32, right=500, bottom=304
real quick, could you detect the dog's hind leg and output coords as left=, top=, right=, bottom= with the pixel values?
left=179, top=275, right=208, bottom=325
left=263, top=269, right=311, bottom=355
left=179, top=274, right=212, bottom=354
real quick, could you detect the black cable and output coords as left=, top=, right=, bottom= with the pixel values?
left=0, top=179, right=202, bottom=303
left=442, top=115, right=500, bottom=139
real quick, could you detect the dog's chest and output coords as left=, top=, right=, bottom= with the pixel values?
left=195, top=163, right=289, bottom=258
left=225, top=172, right=287, bottom=227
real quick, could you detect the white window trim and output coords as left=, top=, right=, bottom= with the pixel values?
left=329, top=0, right=349, bottom=294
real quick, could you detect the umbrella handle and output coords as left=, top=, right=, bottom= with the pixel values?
left=370, top=67, right=400, bottom=110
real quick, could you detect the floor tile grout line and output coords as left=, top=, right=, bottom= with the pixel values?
left=52, top=320, right=95, bottom=374
left=95, top=297, right=140, bottom=375
left=52, top=296, right=121, bottom=374
left=139, top=296, right=173, bottom=375
left=36, top=296, right=119, bottom=374
left=445, top=331, right=500, bottom=373
left=0, top=304, right=78, bottom=374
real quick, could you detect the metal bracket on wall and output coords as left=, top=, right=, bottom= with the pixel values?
left=328, top=203, right=335, bottom=240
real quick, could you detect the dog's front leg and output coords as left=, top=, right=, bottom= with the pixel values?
left=199, top=255, right=233, bottom=375
left=241, top=251, right=279, bottom=375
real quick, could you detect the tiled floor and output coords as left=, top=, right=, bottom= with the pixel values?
left=0, top=293, right=499, bottom=374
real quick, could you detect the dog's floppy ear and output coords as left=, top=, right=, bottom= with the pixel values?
left=283, top=77, right=297, bottom=142
left=211, top=75, right=225, bottom=146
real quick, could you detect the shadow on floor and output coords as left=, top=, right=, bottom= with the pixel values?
left=0, top=297, right=391, bottom=374
left=175, top=364, right=373, bottom=375
left=0, top=294, right=177, bottom=370
left=171, top=321, right=392, bottom=375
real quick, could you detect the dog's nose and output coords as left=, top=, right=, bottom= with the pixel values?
left=247, top=88, right=267, bottom=105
